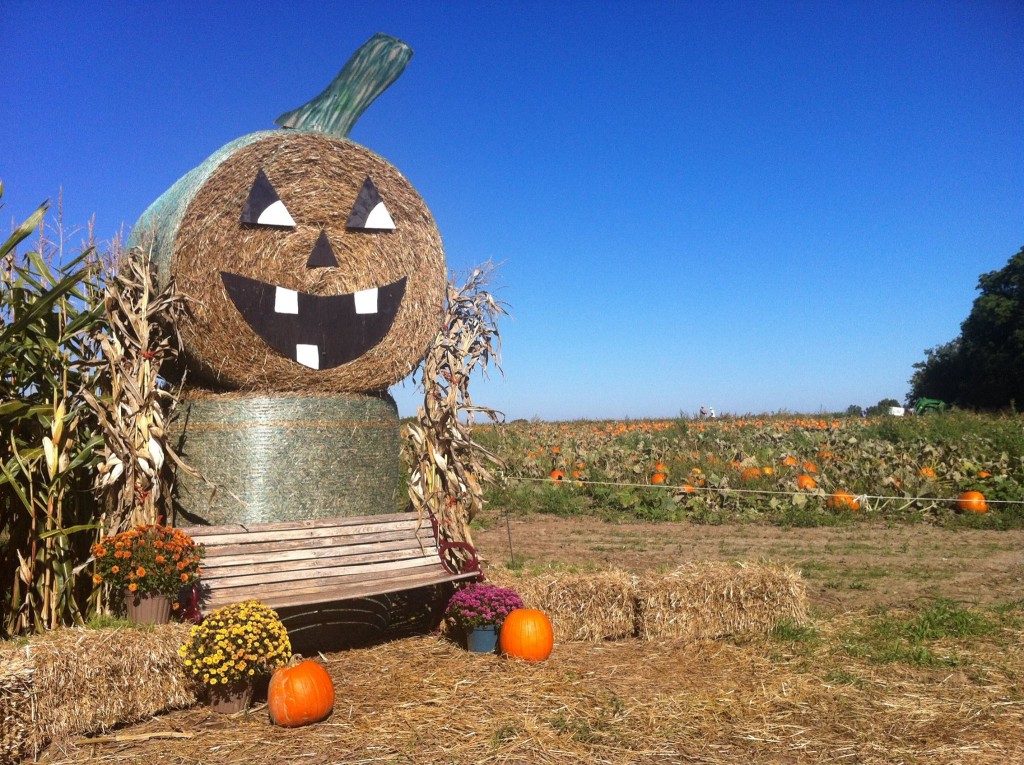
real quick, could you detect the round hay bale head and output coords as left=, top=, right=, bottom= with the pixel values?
left=134, top=130, right=445, bottom=392
left=172, top=389, right=400, bottom=526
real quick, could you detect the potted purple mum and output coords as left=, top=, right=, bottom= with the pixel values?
left=445, top=583, right=524, bottom=654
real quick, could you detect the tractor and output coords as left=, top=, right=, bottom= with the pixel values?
left=914, top=398, right=948, bottom=415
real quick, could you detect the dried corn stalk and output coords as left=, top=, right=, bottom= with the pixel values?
left=84, top=244, right=190, bottom=531
left=403, top=264, right=507, bottom=572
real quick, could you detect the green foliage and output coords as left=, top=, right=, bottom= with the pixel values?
left=910, top=246, right=1024, bottom=409
left=0, top=189, right=107, bottom=636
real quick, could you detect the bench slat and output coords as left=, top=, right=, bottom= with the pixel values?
left=202, top=537, right=435, bottom=569
left=202, top=552, right=439, bottom=590
left=183, top=512, right=427, bottom=536
left=204, top=566, right=475, bottom=610
left=198, top=528, right=433, bottom=560
left=184, top=518, right=427, bottom=547
left=201, top=544, right=439, bottom=580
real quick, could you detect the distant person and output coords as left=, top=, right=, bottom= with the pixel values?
left=699, top=405, right=707, bottom=418
left=709, top=407, right=716, bottom=419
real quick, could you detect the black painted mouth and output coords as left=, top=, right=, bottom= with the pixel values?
left=220, top=272, right=406, bottom=370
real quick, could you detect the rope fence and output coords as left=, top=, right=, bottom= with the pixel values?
left=501, top=475, right=1024, bottom=507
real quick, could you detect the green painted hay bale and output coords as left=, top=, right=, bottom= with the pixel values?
left=172, top=389, right=400, bottom=526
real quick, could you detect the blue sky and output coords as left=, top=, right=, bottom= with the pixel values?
left=3, top=1, right=1022, bottom=420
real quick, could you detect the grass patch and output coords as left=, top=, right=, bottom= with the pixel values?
left=839, top=600, right=1001, bottom=667
left=770, top=618, right=819, bottom=644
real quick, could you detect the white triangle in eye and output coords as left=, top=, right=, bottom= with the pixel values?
left=257, top=200, right=296, bottom=227
left=363, top=201, right=395, bottom=230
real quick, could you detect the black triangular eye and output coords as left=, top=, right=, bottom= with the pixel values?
left=346, top=177, right=395, bottom=231
left=241, top=169, right=296, bottom=227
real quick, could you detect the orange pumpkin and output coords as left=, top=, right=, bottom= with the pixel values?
left=796, top=474, right=816, bottom=490
left=781, top=455, right=798, bottom=467
left=268, top=657, right=335, bottom=727
left=500, top=608, right=554, bottom=661
left=802, top=461, right=819, bottom=474
left=827, top=491, right=860, bottom=510
left=919, top=467, right=936, bottom=479
left=740, top=466, right=761, bottom=481
left=651, top=472, right=668, bottom=485
left=956, top=490, right=988, bottom=513
left=549, top=469, right=566, bottom=482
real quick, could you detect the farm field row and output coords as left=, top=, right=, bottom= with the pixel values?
left=475, top=412, right=1024, bottom=527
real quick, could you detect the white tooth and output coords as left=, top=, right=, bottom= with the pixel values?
left=296, top=344, right=319, bottom=369
left=275, top=287, right=299, bottom=314
left=354, top=287, right=378, bottom=314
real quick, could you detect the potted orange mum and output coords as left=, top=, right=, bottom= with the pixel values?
left=91, top=524, right=204, bottom=624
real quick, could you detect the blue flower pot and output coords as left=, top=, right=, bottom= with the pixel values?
left=466, top=625, right=500, bottom=654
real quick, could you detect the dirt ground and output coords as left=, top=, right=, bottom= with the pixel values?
left=473, top=512, right=1024, bottom=614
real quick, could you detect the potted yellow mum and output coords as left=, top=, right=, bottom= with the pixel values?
left=179, top=600, right=292, bottom=713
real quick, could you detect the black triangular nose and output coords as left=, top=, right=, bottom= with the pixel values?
left=307, top=231, right=339, bottom=268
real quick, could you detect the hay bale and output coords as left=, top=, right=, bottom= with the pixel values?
left=134, top=131, right=446, bottom=393
left=486, top=562, right=808, bottom=645
left=0, top=648, right=34, bottom=765
left=0, top=624, right=196, bottom=761
left=487, top=568, right=639, bottom=642
left=637, top=561, right=809, bottom=642
left=173, top=389, right=399, bottom=525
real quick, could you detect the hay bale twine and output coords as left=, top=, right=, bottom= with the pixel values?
left=172, top=389, right=400, bottom=526
left=131, top=130, right=445, bottom=392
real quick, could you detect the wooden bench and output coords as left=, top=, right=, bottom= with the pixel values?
left=181, top=511, right=480, bottom=612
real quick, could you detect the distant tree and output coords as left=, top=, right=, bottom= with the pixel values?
left=845, top=404, right=862, bottom=416
left=866, top=398, right=901, bottom=416
left=909, top=246, right=1024, bottom=409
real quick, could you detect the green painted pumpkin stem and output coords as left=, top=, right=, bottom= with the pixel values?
left=275, top=32, right=413, bottom=138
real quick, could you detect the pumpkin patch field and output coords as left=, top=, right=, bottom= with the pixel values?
left=477, top=411, right=1024, bottom=528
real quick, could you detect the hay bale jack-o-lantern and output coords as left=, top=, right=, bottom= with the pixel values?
left=500, top=608, right=555, bottom=661
left=135, top=35, right=447, bottom=526
left=131, top=33, right=445, bottom=393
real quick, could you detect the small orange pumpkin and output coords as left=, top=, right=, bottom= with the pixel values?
left=500, top=608, right=554, bottom=661
left=549, top=469, right=565, bottom=482
left=956, top=490, right=988, bottom=513
left=268, top=657, right=335, bottom=727
left=919, top=466, right=936, bottom=479
left=651, top=472, right=668, bottom=484
left=740, top=466, right=761, bottom=481
left=796, top=474, right=816, bottom=490
left=781, top=455, right=798, bottom=467
left=827, top=491, right=860, bottom=510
